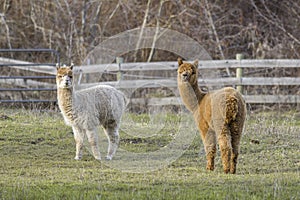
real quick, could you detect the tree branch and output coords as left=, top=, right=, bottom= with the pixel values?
left=147, top=0, right=166, bottom=62
left=251, top=0, right=300, bottom=45
left=133, top=0, right=151, bottom=62
left=203, top=0, right=230, bottom=76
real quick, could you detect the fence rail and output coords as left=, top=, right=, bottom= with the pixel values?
left=76, top=59, right=300, bottom=73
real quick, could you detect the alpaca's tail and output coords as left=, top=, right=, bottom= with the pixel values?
left=225, top=96, right=239, bottom=124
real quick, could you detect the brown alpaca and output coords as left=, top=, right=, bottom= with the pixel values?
left=177, top=58, right=246, bottom=174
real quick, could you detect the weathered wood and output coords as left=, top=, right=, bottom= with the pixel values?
left=76, top=77, right=300, bottom=90
left=75, top=62, right=178, bottom=74
left=2, top=58, right=300, bottom=75
left=0, top=57, right=56, bottom=75
left=75, top=59, right=300, bottom=74
left=240, top=77, right=300, bottom=85
left=236, top=54, right=244, bottom=93
left=130, top=95, right=300, bottom=105
left=198, top=59, right=300, bottom=69
left=0, top=78, right=55, bottom=88
left=76, top=79, right=177, bottom=89
left=244, top=95, right=300, bottom=104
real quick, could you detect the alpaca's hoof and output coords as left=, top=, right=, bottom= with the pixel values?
left=94, top=156, right=101, bottom=161
left=74, top=156, right=82, bottom=160
left=105, top=156, right=112, bottom=161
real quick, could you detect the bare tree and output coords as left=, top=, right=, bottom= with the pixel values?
left=1, top=0, right=300, bottom=62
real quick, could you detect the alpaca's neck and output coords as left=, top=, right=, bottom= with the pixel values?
left=178, top=81, right=206, bottom=112
left=57, top=88, right=74, bottom=121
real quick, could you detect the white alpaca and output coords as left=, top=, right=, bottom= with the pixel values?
left=56, top=64, right=126, bottom=160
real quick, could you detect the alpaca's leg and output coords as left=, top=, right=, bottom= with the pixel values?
left=204, top=129, right=217, bottom=171
left=86, top=128, right=101, bottom=160
left=229, top=121, right=242, bottom=174
left=72, top=126, right=84, bottom=160
left=199, top=124, right=216, bottom=171
left=104, top=125, right=120, bottom=160
left=218, top=126, right=232, bottom=174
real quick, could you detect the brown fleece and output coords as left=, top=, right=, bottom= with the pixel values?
left=177, top=58, right=246, bottom=174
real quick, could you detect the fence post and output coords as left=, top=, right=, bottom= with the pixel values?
left=236, top=54, right=243, bottom=94
left=85, top=58, right=90, bottom=83
left=116, top=57, right=124, bottom=81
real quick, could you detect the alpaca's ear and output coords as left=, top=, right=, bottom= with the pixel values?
left=193, top=60, right=199, bottom=67
left=56, top=63, right=60, bottom=70
left=70, top=63, right=74, bottom=70
left=178, top=57, right=183, bottom=66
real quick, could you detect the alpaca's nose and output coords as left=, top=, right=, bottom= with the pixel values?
left=63, top=76, right=72, bottom=86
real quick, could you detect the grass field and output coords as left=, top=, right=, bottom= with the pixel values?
left=0, top=107, right=299, bottom=200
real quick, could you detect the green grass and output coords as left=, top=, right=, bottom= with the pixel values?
left=0, top=108, right=299, bottom=200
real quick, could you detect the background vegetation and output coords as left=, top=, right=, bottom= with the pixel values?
left=1, top=0, right=300, bottom=63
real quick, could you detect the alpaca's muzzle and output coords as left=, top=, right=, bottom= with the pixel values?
left=181, top=72, right=189, bottom=82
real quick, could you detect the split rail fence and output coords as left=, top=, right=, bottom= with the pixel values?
left=1, top=58, right=300, bottom=106
left=75, top=59, right=300, bottom=106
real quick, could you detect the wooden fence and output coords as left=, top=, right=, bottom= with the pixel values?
left=74, top=59, right=300, bottom=105
left=1, top=58, right=300, bottom=105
